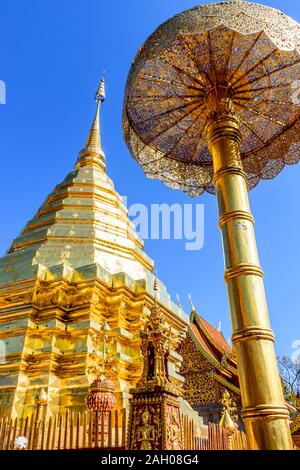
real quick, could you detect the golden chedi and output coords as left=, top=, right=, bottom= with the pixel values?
left=0, top=79, right=187, bottom=420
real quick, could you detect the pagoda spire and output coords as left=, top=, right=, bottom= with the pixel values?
left=76, top=76, right=106, bottom=171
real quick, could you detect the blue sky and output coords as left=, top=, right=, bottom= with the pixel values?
left=0, top=0, right=299, bottom=357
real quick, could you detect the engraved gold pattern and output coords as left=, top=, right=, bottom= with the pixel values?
left=123, top=1, right=300, bottom=196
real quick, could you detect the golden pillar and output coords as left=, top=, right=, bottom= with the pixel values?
left=205, top=88, right=292, bottom=450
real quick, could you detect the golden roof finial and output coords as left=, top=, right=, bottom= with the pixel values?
left=188, top=293, right=196, bottom=313
left=219, top=389, right=238, bottom=439
left=76, top=74, right=106, bottom=170
left=176, top=293, right=182, bottom=310
left=153, top=276, right=159, bottom=306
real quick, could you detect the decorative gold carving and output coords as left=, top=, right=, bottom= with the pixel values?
left=179, top=334, right=240, bottom=406
left=129, top=402, right=161, bottom=450
left=167, top=407, right=182, bottom=450
left=123, top=1, right=300, bottom=196
left=29, top=283, right=95, bottom=309
left=219, top=389, right=238, bottom=450
left=88, top=322, right=119, bottom=379
left=127, top=283, right=184, bottom=450
left=220, top=389, right=238, bottom=425
left=205, top=94, right=239, bottom=124
left=138, top=293, right=183, bottom=395
left=136, top=408, right=156, bottom=450
left=127, top=390, right=183, bottom=451
left=179, top=334, right=216, bottom=405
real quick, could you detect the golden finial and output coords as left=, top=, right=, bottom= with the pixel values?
left=95, top=72, right=106, bottom=103
left=188, top=293, right=196, bottom=313
left=152, top=276, right=159, bottom=311
left=76, top=74, right=106, bottom=170
left=219, top=389, right=238, bottom=444
left=176, top=294, right=182, bottom=309
left=153, top=269, right=159, bottom=295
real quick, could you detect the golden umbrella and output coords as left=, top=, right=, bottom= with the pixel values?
left=123, top=1, right=300, bottom=450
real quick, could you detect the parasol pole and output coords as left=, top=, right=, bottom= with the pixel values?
left=205, top=85, right=293, bottom=450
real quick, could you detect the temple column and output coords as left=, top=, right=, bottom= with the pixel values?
left=205, top=89, right=293, bottom=450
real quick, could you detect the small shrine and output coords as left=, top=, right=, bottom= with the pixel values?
left=127, top=281, right=185, bottom=450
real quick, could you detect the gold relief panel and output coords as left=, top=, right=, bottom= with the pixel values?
left=128, top=399, right=163, bottom=450
left=183, top=372, right=216, bottom=406
left=179, top=335, right=212, bottom=374
left=166, top=403, right=183, bottom=450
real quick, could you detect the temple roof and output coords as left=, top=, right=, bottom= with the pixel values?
left=188, top=310, right=239, bottom=393
left=194, top=315, right=232, bottom=357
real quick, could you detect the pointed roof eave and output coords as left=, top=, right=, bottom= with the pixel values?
left=189, top=310, right=238, bottom=373
left=188, top=324, right=239, bottom=386
left=189, top=323, right=224, bottom=369
left=76, top=77, right=106, bottom=171
left=192, top=310, right=234, bottom=359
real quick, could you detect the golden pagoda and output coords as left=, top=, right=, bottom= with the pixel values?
left=0, top=79, right=188, bottom=421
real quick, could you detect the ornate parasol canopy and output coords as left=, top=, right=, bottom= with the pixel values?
left=123, top=1, right=300, bottom=196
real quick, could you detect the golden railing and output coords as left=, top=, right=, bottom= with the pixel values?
left=0, top=411, right=247, bottom=450
left=182, top=413, right=209, bottom=450
left=208, top=423, right=248, bottom=450
left=182, top=415, right=247, bottom=450
left=0, top=409, right=127, bottom=450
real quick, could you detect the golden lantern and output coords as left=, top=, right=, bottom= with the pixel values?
left=123, top=1, right=300, bottom=449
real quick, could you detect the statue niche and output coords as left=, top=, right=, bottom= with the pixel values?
left=127, top=281, right=184, bottom=450
left=146, top=344, right=155, bottom=381
left=139, top=300, right=174, bottom=390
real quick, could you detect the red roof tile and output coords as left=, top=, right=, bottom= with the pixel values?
left=190, top=323, right=220, bottom=363
left=198, top=315, right=232, bottom=355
